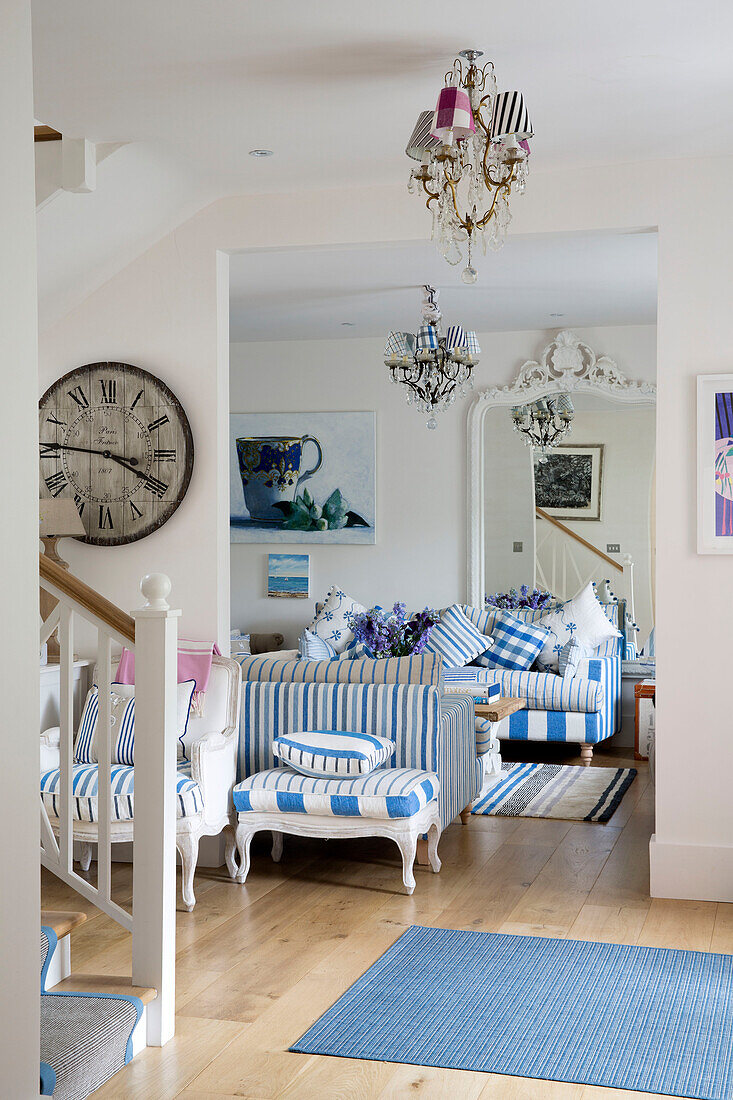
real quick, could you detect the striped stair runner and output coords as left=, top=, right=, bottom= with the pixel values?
left=40, top=919, right=149, bottom=1099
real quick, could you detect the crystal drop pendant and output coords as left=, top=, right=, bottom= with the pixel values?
left=426, top=416, right=438, bottom=430
left=461, top=265, right=478, bottom=284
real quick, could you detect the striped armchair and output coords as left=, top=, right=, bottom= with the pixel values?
left=235, top=652, right=482, bottom=831
left=460, top=602, right=624, bottom=764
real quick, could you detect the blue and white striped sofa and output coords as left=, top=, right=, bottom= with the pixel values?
left=234, top=652, right=482, bottom=832
left=455, top=602, right=624, bottom=762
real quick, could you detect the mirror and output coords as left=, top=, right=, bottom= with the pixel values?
left=468, top=330, right=656, bottom=645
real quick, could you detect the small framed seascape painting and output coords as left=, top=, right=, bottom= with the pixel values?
left=267, top=553, right=310, bottom=598
left=697, top=375, right=733, bottom=553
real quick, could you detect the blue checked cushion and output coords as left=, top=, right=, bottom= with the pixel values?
left=309, top=585, right=366, bottom=652
left=73, top=681, right=196, bottom=764
left=426, top=605, right=491, bottom=667
left=558, top=637, right=593, bottom=678
left=272, top=730, right=395, bottom=777
left=476, top=609, right=551, bottom=672
left=232, top=767, right=439, bottom=819
left=40, top=762, right=203, bottom=822
left=299, top=629, right=337, bottom=661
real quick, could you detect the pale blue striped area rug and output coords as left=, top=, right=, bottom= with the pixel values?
left=472, top=762, right=636, bottom=822
left=291, top=926, right=733, bottom=1098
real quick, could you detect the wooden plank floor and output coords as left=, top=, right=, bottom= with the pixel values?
left=40, top=743, right=726, bottom=1099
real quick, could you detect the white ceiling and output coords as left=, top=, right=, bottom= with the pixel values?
left=228, top=231, right=658, bottom=342
left=32, top=0, right=733, bottom=192
left=29, top=1, right=729, bottom=328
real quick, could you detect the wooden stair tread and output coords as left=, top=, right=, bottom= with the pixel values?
left=52, top=974, right=157, bottom=1004
left=41, top=910, right=87, bottom=939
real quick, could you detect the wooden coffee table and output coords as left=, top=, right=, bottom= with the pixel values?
left=474, top=697, right=526, bottom=723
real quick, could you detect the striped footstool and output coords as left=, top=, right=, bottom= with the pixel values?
left=225, top=767, right=441, bottom=894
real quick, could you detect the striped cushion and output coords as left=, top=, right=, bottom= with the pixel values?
left=477, top=610, right=550, bottom=672
left=73, top=681, right=196, bottom=764
left=441, top=664, right=603, bottom=713
left=40, top=762, right=203, bottom=822
left=273, top=731, right=395, bottom=777
left=558, top=637, right=592, bottom=678
left=426, top=605, right=490, bottom=667
left=237, top=652, right=443, bottom=688
left=299, top=629, right=337, bottom=661
left=500, top=708, right=604, bottom=745
left=232, top=767, right=439, bottom=819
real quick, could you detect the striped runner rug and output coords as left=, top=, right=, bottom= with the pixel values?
left=471, top=762, right=636, bottom=823
left=291, top=925, right=733, bottom=1098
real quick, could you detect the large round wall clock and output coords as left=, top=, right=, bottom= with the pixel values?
left=39, top=362, right=194, bottom=546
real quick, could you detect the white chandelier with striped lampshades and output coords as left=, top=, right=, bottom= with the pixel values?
left=406, top=49, right=532, bottom=283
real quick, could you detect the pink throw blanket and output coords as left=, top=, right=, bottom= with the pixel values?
left=116, top=638, right=221, bottom=715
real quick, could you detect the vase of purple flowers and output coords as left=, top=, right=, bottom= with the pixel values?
left=348, top=603, right=440, bottom=659
left=485, top=585, right=554, bottom=611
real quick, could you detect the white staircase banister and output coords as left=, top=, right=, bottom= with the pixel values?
left=131, top=573, right=179, bottom=1047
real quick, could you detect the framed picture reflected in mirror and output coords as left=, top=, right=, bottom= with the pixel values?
left=533, top=444, right=604, bottom=522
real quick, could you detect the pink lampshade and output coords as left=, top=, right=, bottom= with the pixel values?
left=431, top=85, right=475, bottom=143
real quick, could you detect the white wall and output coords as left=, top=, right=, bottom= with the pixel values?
left=230, top=324, right=655, bottom=647
left=36, top=158, right=733, bottom=902
left=1, top=1, right=41, bottom=1092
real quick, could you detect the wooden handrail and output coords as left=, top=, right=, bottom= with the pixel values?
left=34, top=125, right=62, bottom=142
left=39, top=552, right=136, bottom=643
left=535, top=508, right=622, bottom=573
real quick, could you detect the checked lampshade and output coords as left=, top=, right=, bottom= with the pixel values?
left=416, top=325, right=439, bottom=351
left=431, top=85, right=475, bottom=143
left=491, top=90, right=533, bottom=141
left=464, top=331, right=481, bottom=359
left=384, top=331, right=413, bottom=358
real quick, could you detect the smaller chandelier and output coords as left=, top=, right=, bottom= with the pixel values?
left=511, top=394, right=574, bottom=459
left=384, top=286, right=480, bottom=430
left=406, top=49, right=532, bottom=281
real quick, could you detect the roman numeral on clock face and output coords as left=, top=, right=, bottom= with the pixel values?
left=98, top=506, right=114, bottom=530
left=74, top=494, right=85, bottom=518
left=148, top=414, right=169, bottom=431
left=68, top=385, right=89, bottom=409
left=145, top=474, right=168, bottom=499
left=45, top=471, right=67, bottom=497
left=130, top=501, right=143, bottom=520
left=154, top=449, right=176, bottom=462
left=130, top=389, right=144, bottom=409
left=46, top=414, right=66, bottom=427
left=100, top=379, right=117, bottom=404
left=40, top=443, right=61, bottom=458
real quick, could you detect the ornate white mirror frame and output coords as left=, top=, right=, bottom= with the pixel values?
left=466, top=329, right=657, bottom=606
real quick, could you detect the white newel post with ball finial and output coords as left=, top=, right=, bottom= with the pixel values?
left=131, top=573, right=180, bottom=1046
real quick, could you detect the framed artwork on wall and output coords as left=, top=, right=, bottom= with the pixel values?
left=697, top=374, right=733, bottom=553
left=267, top=554, right=310, bottom=598
left=533, top=444, right=604, bottom=521
left=230, top=411, right=376, bottom=544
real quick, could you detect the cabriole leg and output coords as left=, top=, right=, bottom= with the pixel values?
left=79, top=842, right=93, bottom=872
left=178, top=832, right=200, bottom=912
left=271, top=830, right=283, bottom=863
left=396, top=830, right=418, bottom=895
left=234, top=824, right=254, bottom=884
left=427, top=822, right=442, bottom=874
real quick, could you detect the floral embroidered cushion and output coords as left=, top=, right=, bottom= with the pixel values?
left=536, top=583, right=622, bottom=673
left=309, top=585, right=366, bottom=653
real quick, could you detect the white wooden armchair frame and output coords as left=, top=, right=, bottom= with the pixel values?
left=42, top=655, right=241, bottom=911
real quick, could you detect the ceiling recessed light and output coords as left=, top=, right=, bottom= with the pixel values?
left=550, top=312, right=565, bottom=318
left=249, top=148, right=274, bottom=158
left=341, top=322, right=355, bottom=327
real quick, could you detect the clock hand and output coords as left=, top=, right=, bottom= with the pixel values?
left=40, top=442, right=139, bottom=466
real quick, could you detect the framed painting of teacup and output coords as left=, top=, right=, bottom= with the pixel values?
left=230, top=411, right=376, bottom=544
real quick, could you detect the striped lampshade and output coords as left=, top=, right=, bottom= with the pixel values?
left=445, top=324, right=466, bottom=350
left=491, top=90, right=533, bottom=141
left=416, top=324, right=439, bottom=351
left=431, top=85, right=475, bottom=143
left=406, top=111, right=441, bottom=162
